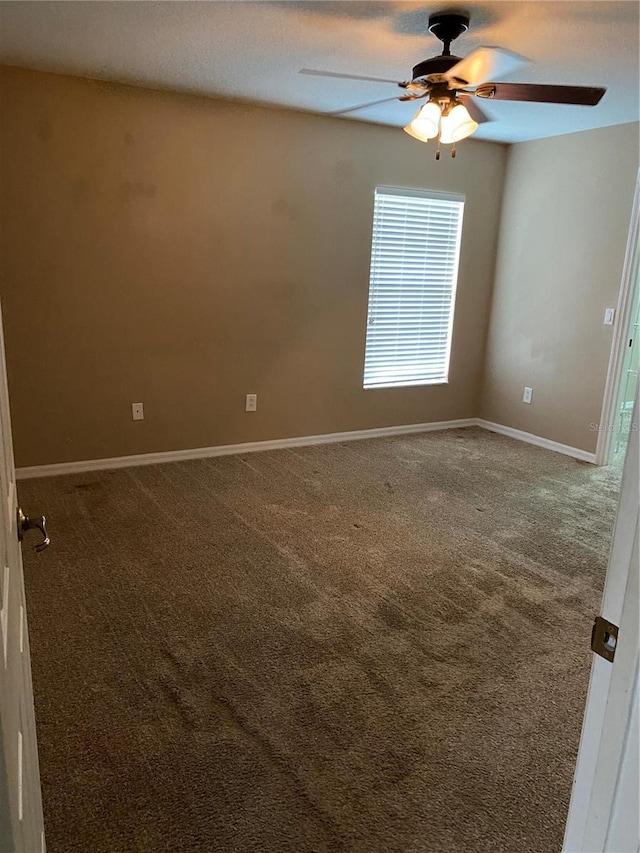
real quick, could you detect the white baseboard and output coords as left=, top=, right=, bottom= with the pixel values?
left=475, top=419, right=597, bottom=464
left=15, top=418, right=476, bottom=480
left=15, top=416, right=598, bottom=479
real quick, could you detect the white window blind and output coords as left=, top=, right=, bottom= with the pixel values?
left=363, top=186, right=465, bottom=389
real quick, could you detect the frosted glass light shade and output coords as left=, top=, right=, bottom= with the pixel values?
left=438, top=103, right=478, bottom=144
left=403, top=100, right=441, bottom=142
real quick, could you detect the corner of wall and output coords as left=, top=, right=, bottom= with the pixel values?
left=478, top=122, right=640, bottom=454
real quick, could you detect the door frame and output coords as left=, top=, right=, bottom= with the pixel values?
left=596, top=168, right=640, bottom=466
left=563, top=384, right=639, bottom=851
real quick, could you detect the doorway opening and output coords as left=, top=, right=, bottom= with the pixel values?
left=611, top=280, right=639, bottom=464
left=598, top=170, right=640, bottom=466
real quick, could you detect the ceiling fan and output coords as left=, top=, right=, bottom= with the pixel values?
left=300, top=12, right=606, bottom=158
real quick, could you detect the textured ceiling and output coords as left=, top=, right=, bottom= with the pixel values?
left=0, top=1, right=638, bottom=143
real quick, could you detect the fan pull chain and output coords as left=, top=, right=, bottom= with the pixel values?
left=435, top=140, right=441, bottom=160
left=452, top=143, right=457, bottom=158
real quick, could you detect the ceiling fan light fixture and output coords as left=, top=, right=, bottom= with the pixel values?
left=438, top=102, right=479, bottom=144
left=404, top=100, right=441, bottom=141
left=304, top=10, right=607, bottom=157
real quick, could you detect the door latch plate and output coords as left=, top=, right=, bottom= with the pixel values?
left=591, top=615, right=618, bottom=663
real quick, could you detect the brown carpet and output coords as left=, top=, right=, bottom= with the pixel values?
left=19, top=427, right=619, bottom=853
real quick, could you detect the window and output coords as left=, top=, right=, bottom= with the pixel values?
left=363, top=186, right=465, bottom=389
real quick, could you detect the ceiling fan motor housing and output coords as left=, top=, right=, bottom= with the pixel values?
left=411, top=54, right=461, bottom=82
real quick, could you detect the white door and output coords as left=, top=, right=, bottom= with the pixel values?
left=563, top=384, right=639, bottom=852
left=0, top=299, right=46, bottom=852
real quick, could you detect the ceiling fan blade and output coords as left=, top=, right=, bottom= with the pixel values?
left=328, top=96, right=405, bottom=116
left=299, top=68, right=402, bottom=86
left=444, top=46, right=528, bottom=87
left=475, top=82, right=606, bottom=105
left=457, top=94, right=492, bottom=124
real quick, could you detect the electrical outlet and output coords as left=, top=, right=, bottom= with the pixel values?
left=245, top=394, right=257, bottom=412
left=132, top=402, right=144, bottom=421
left=522, top=387, right=533, bottom=405
left=603, top=308, right=615, bottom=325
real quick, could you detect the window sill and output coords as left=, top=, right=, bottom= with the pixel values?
left=363, top=378, right=449, bottom=390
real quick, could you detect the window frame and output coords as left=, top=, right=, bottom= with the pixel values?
left=362, top=185, right=465, bottom=391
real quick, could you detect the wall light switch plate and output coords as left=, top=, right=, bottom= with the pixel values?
left=523, top=387, right=533, bottom=404
left=132, top=402, right=144, bottom=421
left=603, top=308, right=615, bottom=325
left=245, top=394, right=257, bottom=412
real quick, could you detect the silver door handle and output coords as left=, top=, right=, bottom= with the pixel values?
left=17, top=508, right=50, bottom=553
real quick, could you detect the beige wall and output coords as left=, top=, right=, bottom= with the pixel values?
left=0, top=67, right=507, bottom=467
left=481, top=121, right=639, bottom=454
left=4, top=67, right=634, bottom=468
